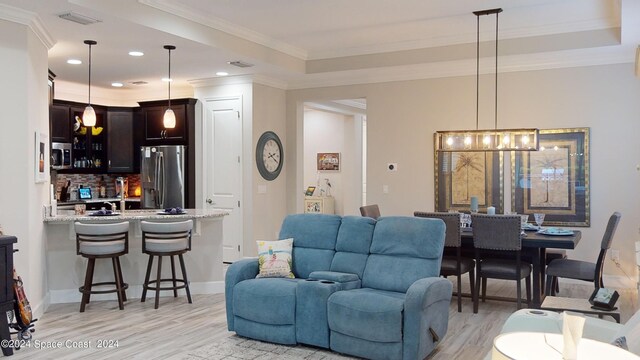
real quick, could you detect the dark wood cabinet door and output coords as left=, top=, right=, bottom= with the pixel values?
left=143, top=104, right=187, bottom=143
left=50, top=104, right=71, bottom=143
left=107, top=110, right=134, bottom=173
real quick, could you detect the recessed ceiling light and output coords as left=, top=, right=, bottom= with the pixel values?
left=128, top=51, right=144, bottom=57
left=111, top=82, right=124, bottom=87
left=216, top=71, right=229, bottom=76
left=161, top=77, right=172, bottom=82
left=67, top=59, right=82, bottom=65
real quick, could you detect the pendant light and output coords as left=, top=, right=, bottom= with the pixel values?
left=435, top=9, right=538, bottom=152
left=163, top=45, right=176, bottom=129
left=82, top=40, right=97, bottom=127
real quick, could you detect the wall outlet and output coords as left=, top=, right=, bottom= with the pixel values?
left=383, top=185, right=389, bottom=194
left=611, top=249, right=620, bottom=263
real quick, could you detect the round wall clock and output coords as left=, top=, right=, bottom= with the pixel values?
left=256, top=131, right=283, bottom=181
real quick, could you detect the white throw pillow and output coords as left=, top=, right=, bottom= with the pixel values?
left=256, top=239, right=294, bottom=278
left=614, top=309, right=640, bottom=355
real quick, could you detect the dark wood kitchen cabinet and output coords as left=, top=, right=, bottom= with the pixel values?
left=50, top=104, right=71, bottom=143
left=139, top=98, right=197, bottom=145
left=107, top=108, right=134, bottom=173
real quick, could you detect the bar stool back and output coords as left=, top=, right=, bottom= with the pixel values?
left=141, top=220, right=193, bottom=309
left=75, top=221, right=130, bottom=312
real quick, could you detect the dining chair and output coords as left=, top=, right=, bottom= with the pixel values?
left=414, top=211, right=475, bottom=312
left=471, top=214, right=532, bottom=313
left=545, top=212, right=621, bottom=296
left=359, top=204, right=381, bottom=220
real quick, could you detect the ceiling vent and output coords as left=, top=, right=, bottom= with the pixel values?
left=130, top=81, right=148, bottom=85
left=58, top=12, right=101, bottom=25
left=228, top=61, right=254, bottom=68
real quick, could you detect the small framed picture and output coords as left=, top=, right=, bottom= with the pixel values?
left=317, top=152, right=340, bottom=171
left=35, top=131, right=48, bottom=183
left=305, top=186, right=316, bottom=196
left=588, top=287, right=619, bottom=310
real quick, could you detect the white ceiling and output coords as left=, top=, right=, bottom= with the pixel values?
left=0, top=0, right=636, bottom=95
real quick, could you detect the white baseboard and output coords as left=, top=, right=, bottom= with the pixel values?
left=29, top=292, right=50, bottom=320
left=48, top=281, right=225, bottom=304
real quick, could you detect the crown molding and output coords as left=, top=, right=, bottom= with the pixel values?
left=287, top=45, right=635, bottom=90
left=138, top=0, right=308, bottom=60
left=0, top=3, right=55, bottom=50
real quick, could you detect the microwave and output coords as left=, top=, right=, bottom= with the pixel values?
left=51, top=142, right=72, bottom=169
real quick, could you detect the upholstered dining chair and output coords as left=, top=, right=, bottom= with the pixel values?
left=545, top=212, right=621, bottom=296
left=359, top=204, right=380, bottom=220
left=414, top=211, right=475, bottom=312
left=471, top=214, right=532, bottom=313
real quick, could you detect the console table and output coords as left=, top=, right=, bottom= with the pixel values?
left=0, top=235, right=16, bottom=356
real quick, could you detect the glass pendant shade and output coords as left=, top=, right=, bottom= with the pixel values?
left=83, top=105, right=96, bottom=127
left=163, top=108, right=176, bottom=128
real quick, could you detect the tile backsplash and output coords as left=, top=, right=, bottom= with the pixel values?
left=55, top=173, right=140, bottom=201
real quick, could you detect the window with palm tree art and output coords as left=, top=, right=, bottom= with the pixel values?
left=511, top=128, right=590, bottom=227
left=435, top=150, right=503, bottom=213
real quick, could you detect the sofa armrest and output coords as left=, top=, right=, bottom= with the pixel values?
left=224, top=258, right=259, bottom=330
left=403, top=277, right=453, bottom=360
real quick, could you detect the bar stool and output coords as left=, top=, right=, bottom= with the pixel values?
left=141, top=220, right=193, bottom=309
left=75, top=221, right=129, bottom=312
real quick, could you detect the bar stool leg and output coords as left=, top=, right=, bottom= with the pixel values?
left=112, top=257, right=124, bottom=310
left=80, top=258, right=96, bottom=312
left=155, top=255, right=163, bottom=309
left=141, top=255, right=154, bottom=302
left=116, top=257, right=127, bottom=302
left=178, top=254, right=192, bottom=304
left=170, top=255, right=178, bottom=298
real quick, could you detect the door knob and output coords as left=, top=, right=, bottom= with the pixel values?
left=206, top=198, right=214, bottom=205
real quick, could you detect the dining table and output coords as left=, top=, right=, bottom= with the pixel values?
left=460, top=227, right=581, bottom=309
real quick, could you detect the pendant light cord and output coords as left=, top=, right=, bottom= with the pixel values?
left=167, top=47, right=172, bottom=109
left=495, top=11, right=499, bottom=130
left=88, top=43, right=92, bottom=106
left=476, top=14, right=480, bottom=131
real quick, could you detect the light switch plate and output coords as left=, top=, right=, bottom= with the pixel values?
left=383, top=185, right=389, bottom=194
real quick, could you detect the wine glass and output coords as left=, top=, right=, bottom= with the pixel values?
left=519, top=214, right=529, bottom=236
left=534, top=213, right=545, bottom=230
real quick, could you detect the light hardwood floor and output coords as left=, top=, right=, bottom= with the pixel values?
left=7, top=280, right=638, bottom=360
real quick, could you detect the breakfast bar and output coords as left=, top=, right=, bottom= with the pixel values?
left=43, top=209, right=229, bottom=304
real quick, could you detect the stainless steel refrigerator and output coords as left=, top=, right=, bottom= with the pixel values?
left=140, top=145, right=186, bottom=209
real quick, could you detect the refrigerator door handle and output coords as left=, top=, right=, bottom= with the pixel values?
left=158, top=152, right=165, bottom=208
left=153, top=152, right=161, bottom=208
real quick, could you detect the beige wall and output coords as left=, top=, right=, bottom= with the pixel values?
left=287, top=63, right=640, bottom=286
left=251, top=83, right=287, bottom=253
left=0, top=20, right=50, bottom=315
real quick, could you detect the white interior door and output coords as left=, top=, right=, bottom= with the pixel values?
left=204, top=98, right=242, bottom=262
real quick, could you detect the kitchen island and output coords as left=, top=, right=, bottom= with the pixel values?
left=44, top=209, right=229, bottom=305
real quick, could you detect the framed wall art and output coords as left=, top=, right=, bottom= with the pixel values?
left=511, top=128, right=590, bottom=227
left=317, top=152, right=340, bottom=171
left=434, top=149, right=504, bottom=214
left=35, top=131, right=47, bottom=183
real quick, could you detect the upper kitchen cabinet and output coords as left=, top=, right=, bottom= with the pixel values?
left=139, top=98, right=197, bottom=145
left=70, top=104, right=107, bottom=172
left=50, top=104, right=71, bottom=143
left=107, top=108, right=134, bottom=173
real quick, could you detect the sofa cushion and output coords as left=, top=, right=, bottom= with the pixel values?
left=308, top=271, right=360, bottom=283
left=256, top=239, right=294, bottom=278
left=233, top=278, right=300, bottom=325
left=613, top=309, right=640, bottom=355
left=330, top=216, right=375, bottom=279
left=280, top=214, right=341, bottom=278
left=363, top=216, right=444, bottom=293
left=328, top=288, right=406, bottom=343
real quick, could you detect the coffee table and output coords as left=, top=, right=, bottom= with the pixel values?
left=541, top=295, right=621, bottom=323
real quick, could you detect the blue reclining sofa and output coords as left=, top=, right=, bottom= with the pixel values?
left=225, top=214, right=452, bottom=360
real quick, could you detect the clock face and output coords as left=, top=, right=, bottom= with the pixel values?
left=256, top=131, right=283, bottom=181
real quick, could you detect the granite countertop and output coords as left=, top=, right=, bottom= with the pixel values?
left=44, top=208, right=229, bottom=223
